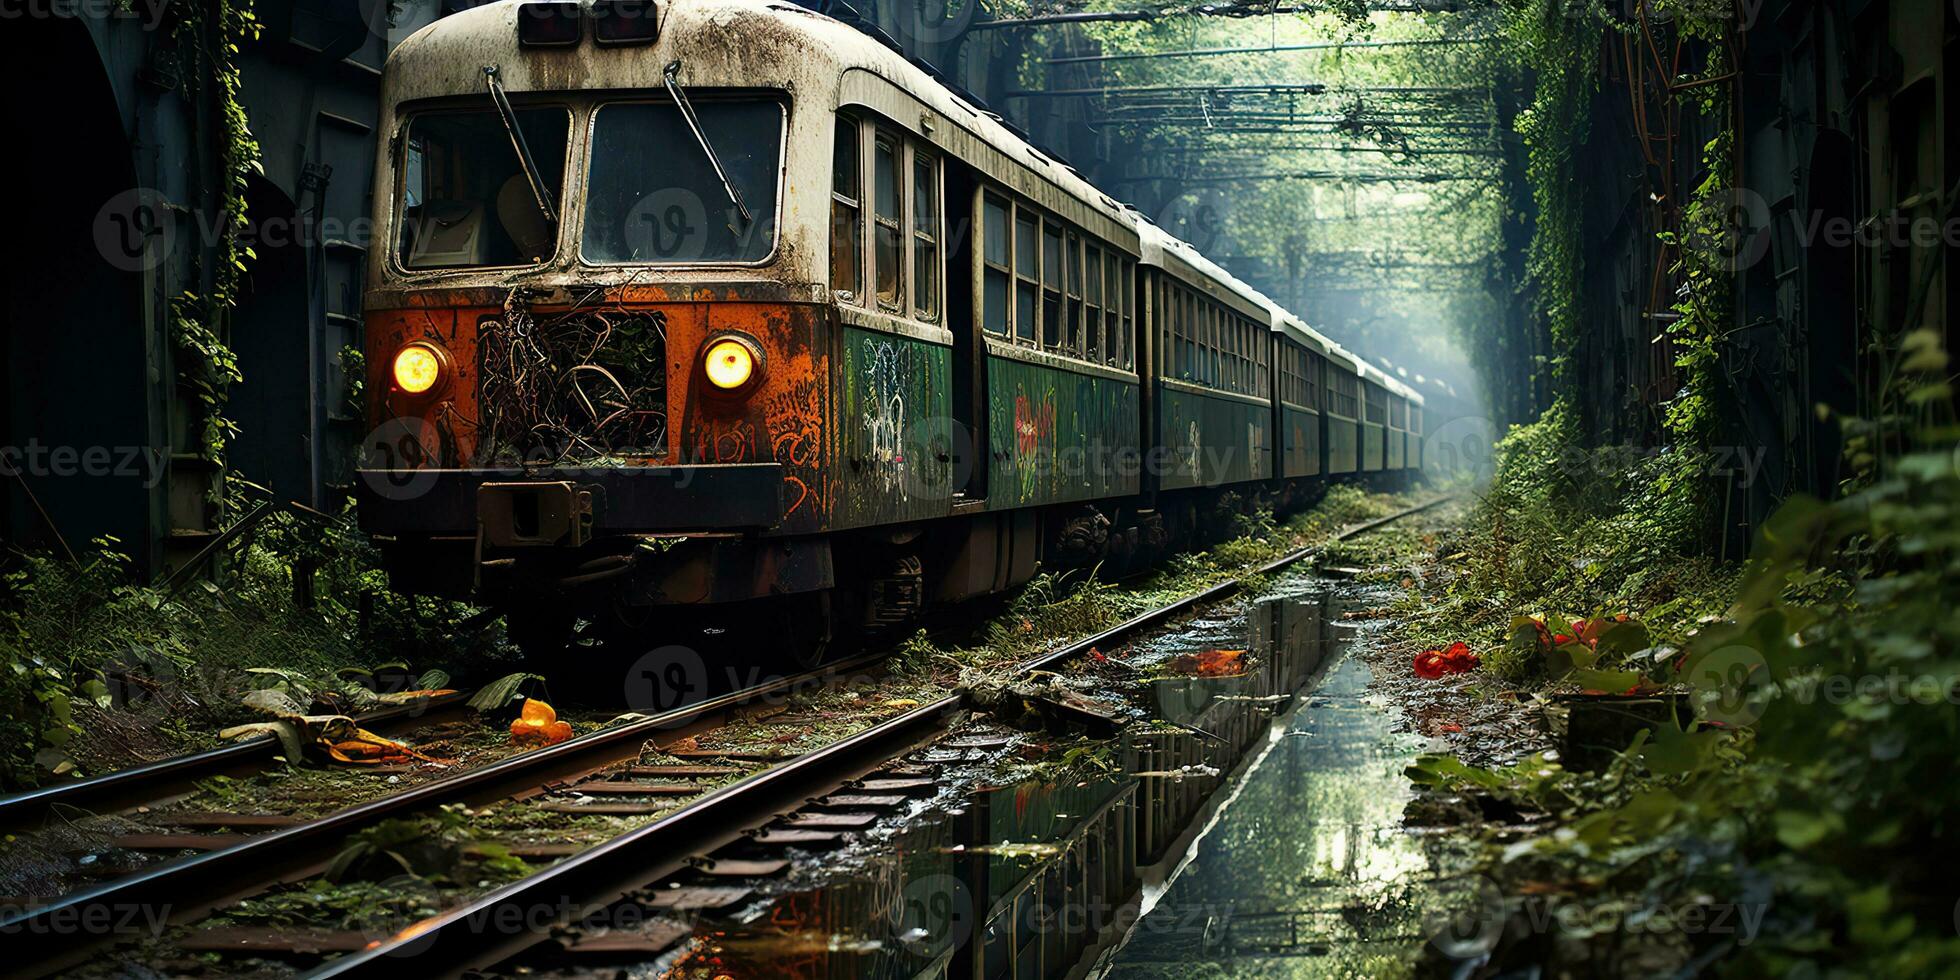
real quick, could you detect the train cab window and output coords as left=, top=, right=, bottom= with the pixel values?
left=1014, top=209, right=1039, bottom=344
left=872, top=134, right=902, bottom=309
left=1041, top=222, right=1064, bottom=350
left=583, top=99, right=782, bottom=264
left=982, top=195, right=1010, bottom=335
left=398, top=107, right=570, bottom=269
left=829, top=117, right=862, bottom=301
left=1083, top=244, right=1102, bottom=364
left=912, top=151, right=939, bottom=320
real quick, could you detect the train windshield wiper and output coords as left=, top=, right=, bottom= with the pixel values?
left=482, top=64, right=559, bottom=225
left=662, top=59, right=754, bottom=227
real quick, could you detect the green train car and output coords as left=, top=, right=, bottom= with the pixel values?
left=354, top=0, right=1427, bottom=662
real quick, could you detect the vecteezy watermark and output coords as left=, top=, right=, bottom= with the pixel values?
left=1422, top=873, right=1507, bottom=958
left=0, top=0, right=168, bottom=30
left=1553, top=443, right=1771, bottom=488
left=1681, top=641, right=1960, bottom=729
left=1580, top=0, right=1771, bottom=32
left=1157, top=190, right=1233, bottom=256
left=1514, top=893, right=1766, bottom=945
left=359, top=417, right=443, bottom=502
left=92, top=188, right=176, bottom=274
left=905, top=0, right=980, bottom=45
left=92, top=187, right=384, bottom=274
left=1423, top=415, right=1501, bottom=484
left=893, top=874, right=976, bottom=955
left=0, top=901, right=173, bottom=938
left=622, top=644, right=709, bottom=719
left=0, top=441, right=170, bottom=488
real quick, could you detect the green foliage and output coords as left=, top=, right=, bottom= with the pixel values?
left=1402, top=403, right=1731, bottom=682
left=1, top=508, right=500, bottom=790
left=166, top=1, right=263, bottom=467
left=1411, top=322, right=1960, bottom=973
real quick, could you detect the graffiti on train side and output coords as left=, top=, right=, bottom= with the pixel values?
left=862, top=341, right=908, bottom=497
left=1013, top=391, right=1056, bottom=456
left=695, top=416, right=757, bottom=465
left=762, top=373, right=826, bottom=519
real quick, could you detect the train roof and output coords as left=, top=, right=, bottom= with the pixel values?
left=1134, top=220, right=1272, bottom=321
left=383, top=0, right=1137, bottom=240
left=1271, top=310, right=1335, bottom=356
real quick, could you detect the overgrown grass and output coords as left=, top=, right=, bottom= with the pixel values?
left=1399, top=403, right=1736, bottom=682
left=910, top=484, right=1406, bottom=677
left=1403, top=385, right=1960, bottom=976
left=0, top=506, right=500, bottom=788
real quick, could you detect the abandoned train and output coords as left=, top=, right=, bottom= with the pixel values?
left=356, top=0, right=1426, bottom=659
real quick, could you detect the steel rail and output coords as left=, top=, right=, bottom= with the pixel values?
left=0, top=693, right=471, bottom=835
left=0, top=647, right=895, bottom=976
left=322, top=494, right=1455, bottom=977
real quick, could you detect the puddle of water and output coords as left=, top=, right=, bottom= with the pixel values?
left=1102, top=582, right=1462, bottom=978
left=646, top=578, right=1462, bottom=980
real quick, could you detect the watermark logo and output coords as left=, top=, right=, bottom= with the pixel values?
left=623, top=188, right=710, bottom=263
left=1423, top=414, right=1500, bottom=484
left=1157, top=190, right=1232, bottom=255
left=1690, top=187, right=1773, bottom=273
left=355, top=875, right=443, bottom=959
left=360, top=417, right=442, bottom=502
left=623, top=644, right=708, bottom=719
left=1683, top=644, right=1769, bottom=728
left=0, top=0, right=169, bottom=30
left=892, top=874, right=975, bottom=955
left=909, top=0, right=980, bottom=45
left=1422, top=872, right=1506, bottom=958
left=93, top=188, right=175, bottom=273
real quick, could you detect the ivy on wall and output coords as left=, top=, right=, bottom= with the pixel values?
left=169, top=0, right=262, bottom=471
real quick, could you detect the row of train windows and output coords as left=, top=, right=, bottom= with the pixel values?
left=830, top=116, right=940, bottom=320
left=1279, top=345, right=1321, bottom=411
left=981, top=194, right=1138, bottom=370
left=1164, top=282, right=1269, bottom=398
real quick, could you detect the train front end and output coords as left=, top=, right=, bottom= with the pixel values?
left=357, top=1, right=839, bottom=628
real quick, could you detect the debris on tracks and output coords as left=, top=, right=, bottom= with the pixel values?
left=507, top=698, right=574, bottom=747
left=956, top=669, right=1126, bottom=738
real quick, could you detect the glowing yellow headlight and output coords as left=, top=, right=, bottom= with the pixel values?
left=392, top=343, right=443, bottom=395
left=703, top=337, right=758, bottom=391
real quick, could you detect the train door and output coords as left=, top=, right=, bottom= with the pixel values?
left=945, top=164, right=985, bottom=499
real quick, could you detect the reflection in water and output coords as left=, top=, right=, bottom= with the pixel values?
left=1106, top=587, right=1454, bottom=979
left=659, top=585, right=1448, bottom=980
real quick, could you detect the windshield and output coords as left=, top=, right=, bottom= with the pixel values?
left=397, top=108, right=570, bottom=270
left=582, top=99, right=784, bottom=264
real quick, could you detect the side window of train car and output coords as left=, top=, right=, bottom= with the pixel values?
left=1119, top=261, right=1135, bottom=370
left=1041, top=222, right=1064, bottom=350
left=1065, top=232, right=1084, bottom=356
left=872, top=132, right=903, bottom=311
left=1014, top=208, right=1039, bottom=344
left=829, top=116, right=861, bottom=302
left=912, top=150, right=939, bottom=321
left=1104, top=252, right=1122, bottom=368
left=982, top=195, right=1010, bottom=335
left=1084, top=243, right=1103, bottom=364
left=1390, top=395, right=1406, bottom=430
left=1365, top=383, right=1387, bottom=424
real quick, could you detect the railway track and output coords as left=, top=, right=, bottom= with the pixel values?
left=0, top=695, right=475, bottom=837
left=0, top=495, right=1448, bottom=978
